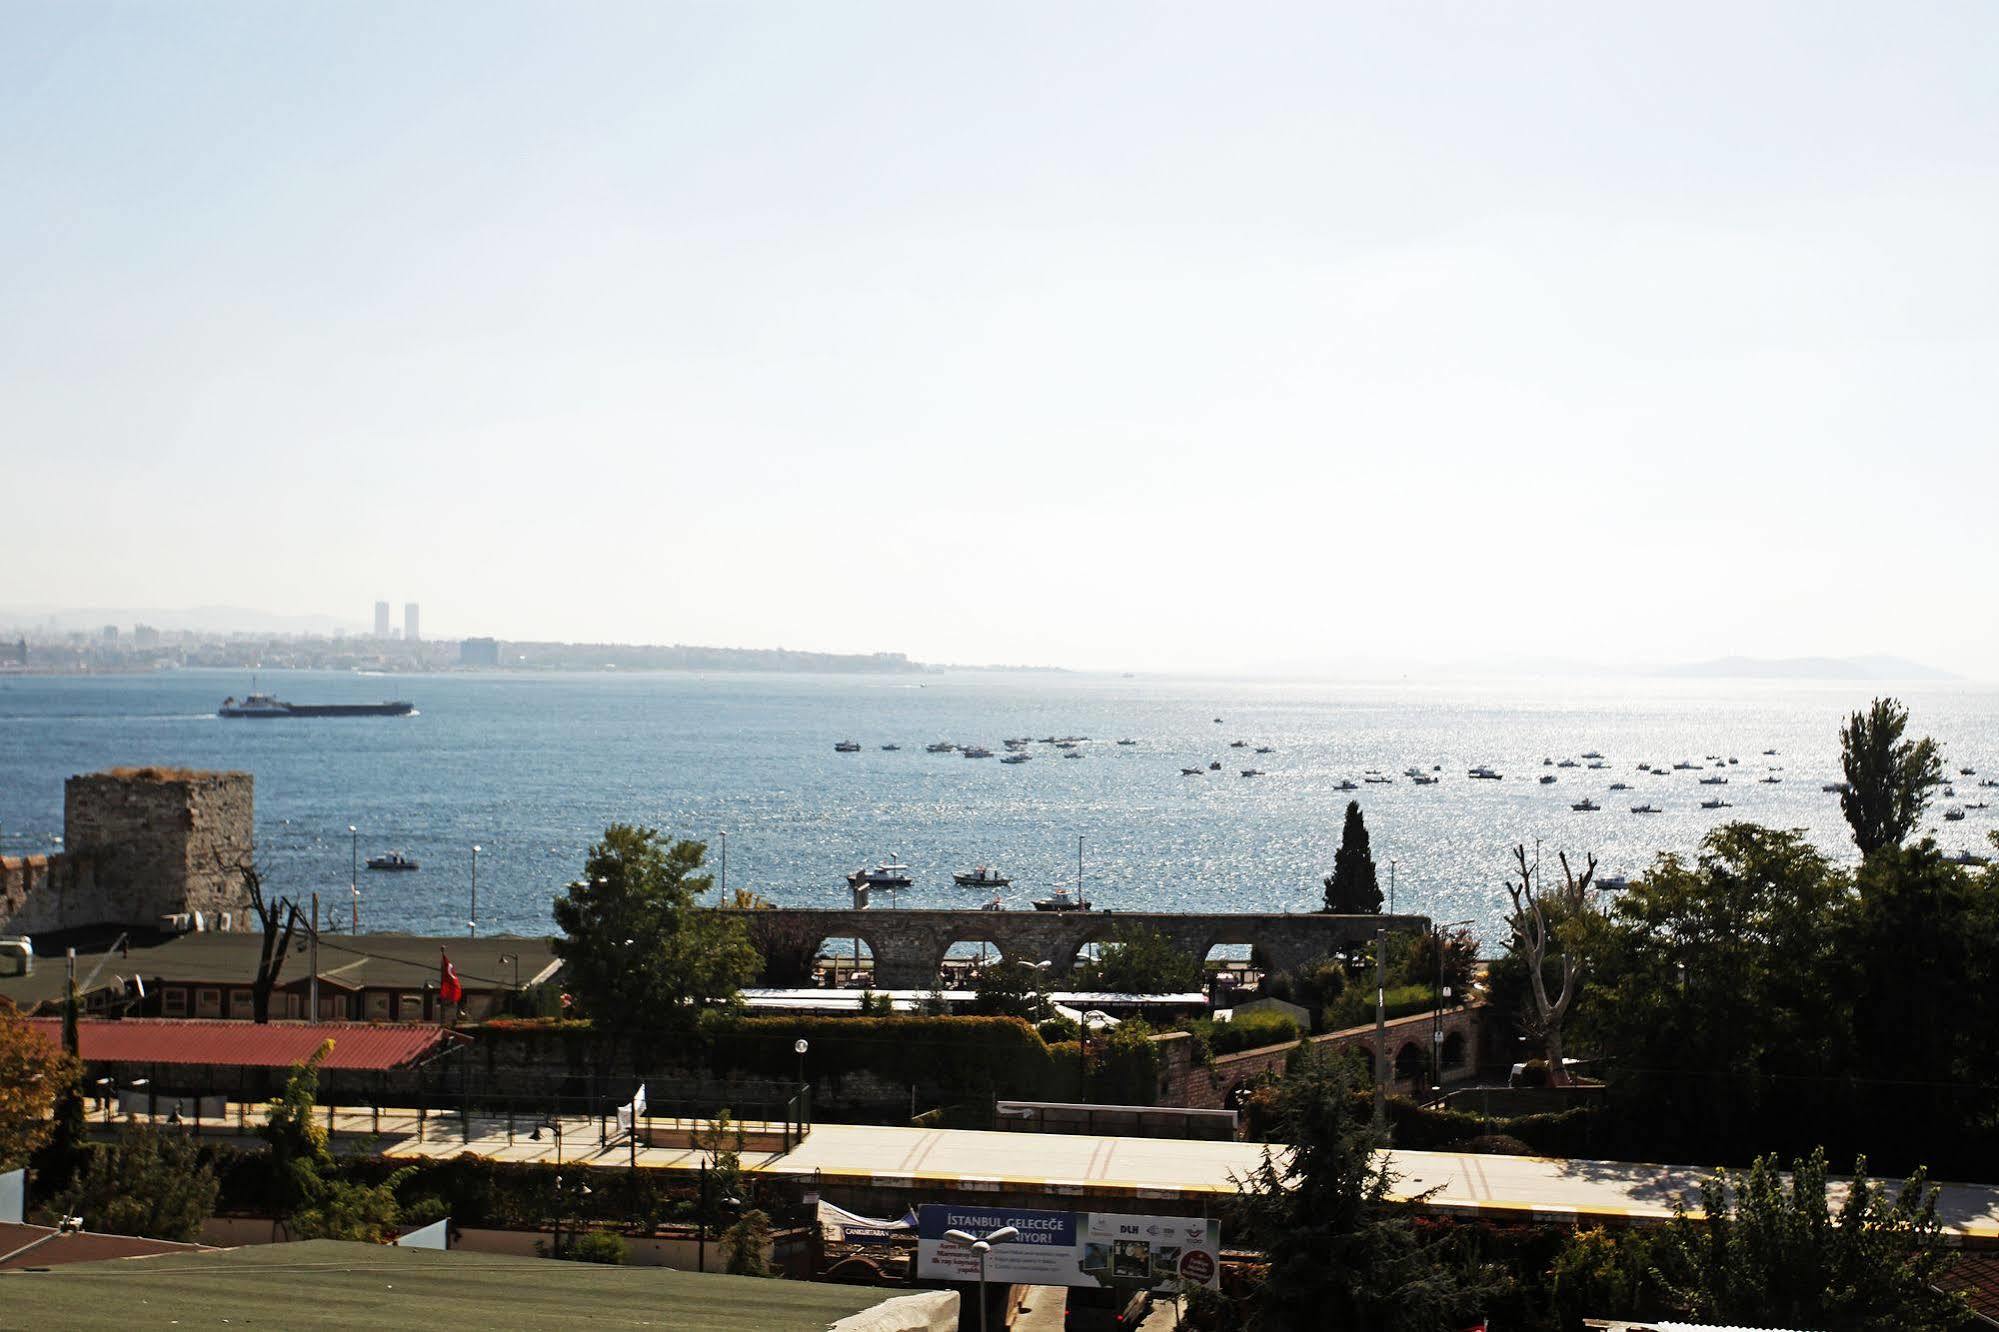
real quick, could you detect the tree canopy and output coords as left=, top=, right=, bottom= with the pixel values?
left=1323, top=800, right=1382, bottom=913
left=1072, top=924, right=1202, bottom=994
left=1656, top=1148, right=1970, bottom=1330
left=1839, top=697, right=1942, bottom=856
left=259, top=1042, right=417, bottom=1243
left=1224, top=1048, right=1502, bottom=1330
left=52, top=1123, right=218, bottom=1242
left=0, top=997, right=81, bottom=1171
left=551, top=825, right=759, bottom=1041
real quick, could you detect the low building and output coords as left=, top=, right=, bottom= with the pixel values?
left=0, top=930, right=561, bottom=1025
left=26, top=1016, right=465, bottom=1104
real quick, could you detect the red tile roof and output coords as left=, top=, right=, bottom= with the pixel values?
left=27, top=1018, right=456, bottom=1071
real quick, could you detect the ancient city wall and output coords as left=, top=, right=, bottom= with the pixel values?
left=0, top=768, right=255, bottom=934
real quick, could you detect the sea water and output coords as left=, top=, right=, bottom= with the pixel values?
left=2, top=668, right=1993, bottom=946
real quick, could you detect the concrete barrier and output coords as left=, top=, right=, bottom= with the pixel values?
left=827, top=1290, right=959, bottom=1332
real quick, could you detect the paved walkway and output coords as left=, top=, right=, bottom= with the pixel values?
left=95, top=1104, right=1999, bottom=1244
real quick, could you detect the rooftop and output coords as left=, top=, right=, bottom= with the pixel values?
left=26, top=1018, right=459, bottom=1071
left=0, top=1239, right=892, bottom=1331
left=0, top=930, right=561, bottom=1013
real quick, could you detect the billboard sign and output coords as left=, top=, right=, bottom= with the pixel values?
left=916, top=1204, right=1220, bottom=1291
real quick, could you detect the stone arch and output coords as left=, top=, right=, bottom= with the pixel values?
left=936, top=932, right=1015, bottom=986
left=811, top=931, right=883, bottom=988
left=1393, top=1041, right=1425, bottom=1082
left=1046, top=921, right=1120, bottom=977
left=1440, top=1030, right=1467, bottom=1071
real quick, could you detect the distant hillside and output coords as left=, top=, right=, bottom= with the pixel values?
left=498, top=642, right=933, bottom=674
left=1660, top=655, right=1956, bottom=681
left=0, top=604, right=360, bottom=636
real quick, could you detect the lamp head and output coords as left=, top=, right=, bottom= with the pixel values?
left=985, top=1225, right=1020, bottom=1244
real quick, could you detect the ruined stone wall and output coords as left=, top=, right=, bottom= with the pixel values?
left=0, top=769, right=255, bottom=934
left=0, top=852, right=97, bottom=934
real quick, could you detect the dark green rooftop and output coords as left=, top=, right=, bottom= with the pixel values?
left=0, top=1238, right=889, bottom=1330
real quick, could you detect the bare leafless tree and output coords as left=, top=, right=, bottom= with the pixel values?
left=1504, top=844, right=1598, bottom=1086
left=223, top=859, right=303, bottom=1024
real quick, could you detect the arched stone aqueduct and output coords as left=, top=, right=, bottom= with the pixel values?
left=736, top=908, right=1432, bottom=988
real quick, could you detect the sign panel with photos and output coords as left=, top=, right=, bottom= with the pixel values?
left=915, top=1204, right=1221, bottom=1291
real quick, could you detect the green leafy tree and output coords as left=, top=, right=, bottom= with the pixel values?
left=1839, top=697, right=1943, bottom=856
left=259, top=1042, right=413, bottom=1242
left=564, top=1231, right=629, bottom=1264
left=551, top=826, right=759, bottom=1043
left=1840, top=842, right=1999, bottom=1161
left=721, top=1207, right=775, bottom=1276
left=1655, top=1148, right=1971, bottom=1329
left=1583, top=824, right=1848, bottom=1161
left=1089, top=1018, right=1161, bottom=1104
left=1322, top=801, right=1382, bottom=913
left=1226, top=1048, right=1503, bottom=1329
left=52, top=1123, right=218, bottom=1241
left=1074, top=924, right=1202, bottom=994
left=969, top=959, right=1050, bottom=1020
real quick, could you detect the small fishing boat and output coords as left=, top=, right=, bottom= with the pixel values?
left=834, top=741, right=861, bottom=753
left=954, top=866, right=1011, bottom=888
left=1181, top=767, right=1205, bottom=776
left=365, top=852, right=419, bottom=872
left=1630, top=804, right=1662, bottom=814
left=1033, top=887, right=1090, bottom=912
left=1571, top=798, right=1600, bottom=811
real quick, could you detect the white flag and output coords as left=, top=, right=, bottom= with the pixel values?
left=633, top=1083, right=647, bottom=1117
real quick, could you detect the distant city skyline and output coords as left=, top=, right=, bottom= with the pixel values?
left=5, top=4, right=1995, bottom=675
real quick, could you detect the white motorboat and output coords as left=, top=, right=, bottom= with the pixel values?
left=848, top=860, right=913, bottom=889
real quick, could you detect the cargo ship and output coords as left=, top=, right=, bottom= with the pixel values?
left=219, top=692, right=415, bottom=718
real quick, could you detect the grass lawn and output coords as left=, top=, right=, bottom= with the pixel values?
left=0, top=1239, right=890, bottom=1330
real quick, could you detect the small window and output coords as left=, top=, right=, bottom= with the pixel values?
left=283, top=992, right=304, bottom=1020
left=397, top=992, right=425, bottom=1022
left=161, top=986, right=188, bottom=1017
left=228, top=989, right=255, bottom=1020
left=318, top=995, right=347, bottom=1021
left=196, top=988, right=222, bottom=1018
left=367, top=992, right=391, bottom=1021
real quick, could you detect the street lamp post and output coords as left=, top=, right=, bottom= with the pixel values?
left=1431, top=919, right=1475, bottom=1101
left=498, top=953, right=520, bottom=992
left=720, top=831, right=727, bottom=899
left=942, top=1225, right=1020, bottom=1332
left=469, top=844, right=481, bottom=939
left=349, top=825, right=359, bottom=932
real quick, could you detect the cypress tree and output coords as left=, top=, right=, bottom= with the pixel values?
left=1323, top=801, right=1382, bottom=913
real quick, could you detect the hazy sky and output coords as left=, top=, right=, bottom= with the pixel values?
left=4, top=3, right=1995, bottom=674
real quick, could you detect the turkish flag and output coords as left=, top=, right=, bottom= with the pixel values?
left=439, top=952, right=464, bottom=1004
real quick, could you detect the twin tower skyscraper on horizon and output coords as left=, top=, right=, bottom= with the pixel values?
left=373, top=600, right=419, bottom=641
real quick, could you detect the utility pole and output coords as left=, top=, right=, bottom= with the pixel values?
left=719, top=831, right=727, bottom=898
left=1389, top=859, right=1397, bottom=914
left=349, top=824, right=360, bottom=933
left=469, top=844, right=480, bottom=939
left=309, top=893, right=320, bottom=1021
left=1373, top=927, right=1388, bottom=1134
